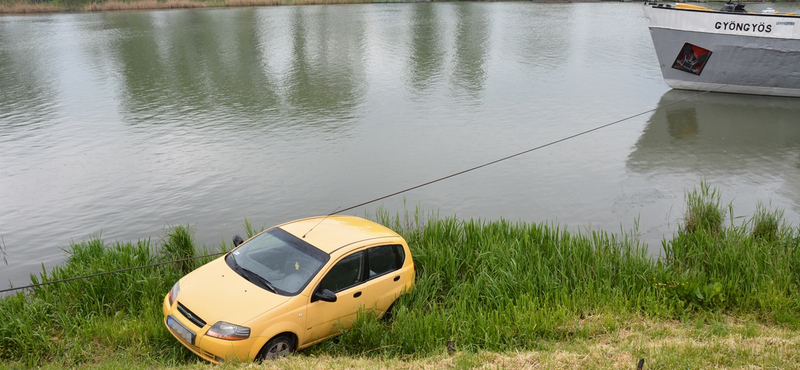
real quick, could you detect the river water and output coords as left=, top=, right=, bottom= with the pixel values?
left=1, top=2, right=799, bottom=290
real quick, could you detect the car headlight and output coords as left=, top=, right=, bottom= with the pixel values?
left=168, top=282, right=180, bottom=306
left=206, top=322, right=251, bottom=341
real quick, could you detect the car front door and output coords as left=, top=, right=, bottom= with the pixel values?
left=302, top=251, right=365, bottom=346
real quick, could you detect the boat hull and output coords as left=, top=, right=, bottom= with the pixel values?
left=643, top=4, right=800, bottom=97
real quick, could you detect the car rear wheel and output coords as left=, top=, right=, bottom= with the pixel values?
left=382, top=301, right=396, bottom=322
left=257, top=334, right=295, bottom=360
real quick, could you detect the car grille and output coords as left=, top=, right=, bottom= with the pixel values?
left=177, top=302, right=207, bottom=328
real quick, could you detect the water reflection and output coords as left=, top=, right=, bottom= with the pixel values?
left=0, top=18, right=60, bottom=141
left=105, top=11, right=210, bottom=124
left=407, top=4, right=445, bottom=93
left=516, top=4, right=573, bottom=72
left=283, top=6, right=366, bottom=126
left=451, top=3, right=490, bottom=97
left=100, top=8, right=366, bottom=133
left=628, top=89, right=800, bottom=198
left=93, top=4, right=504, bottom=133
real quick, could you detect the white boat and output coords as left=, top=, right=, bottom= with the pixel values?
left=642, top=1, right=800, bottom=97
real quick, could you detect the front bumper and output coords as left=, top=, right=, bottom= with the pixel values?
left=162, top=294, right=257, bottom=363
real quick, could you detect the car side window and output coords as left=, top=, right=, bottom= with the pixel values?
left=317, top=252, right=364, bottom=293
left=367, top=245, right=405, bottom=278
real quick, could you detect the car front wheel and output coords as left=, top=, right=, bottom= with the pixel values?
left=257, top=334, right=295, bottom=360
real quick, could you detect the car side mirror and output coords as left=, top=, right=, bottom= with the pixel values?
left=312, top=289, right=337, bottom=303
left=232, top=235, right=244, bottom=248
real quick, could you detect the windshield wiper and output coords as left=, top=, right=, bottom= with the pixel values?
left=227, top=253, right=278, bottom=294
left=238, top=265, right=278, bottom=294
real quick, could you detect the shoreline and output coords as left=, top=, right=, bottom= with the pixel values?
left=1, top=185, right=799, bottom=368
left=0, top=0, right=653, bottom=15
left=1, top=0, right=358, bottom=15
left=1, top=0, right=794, bottom=15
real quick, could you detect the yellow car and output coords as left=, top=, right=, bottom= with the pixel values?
left=162, top=215, right=414, bottom=363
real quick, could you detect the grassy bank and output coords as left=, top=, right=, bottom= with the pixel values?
left=7, top=318, right=800, bottom=369
left=1, top=183, right=799, bottom=369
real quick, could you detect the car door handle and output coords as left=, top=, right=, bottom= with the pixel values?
left=393, top=275, right=400, bottom=282
left=353, top=291, right=362, bottom=298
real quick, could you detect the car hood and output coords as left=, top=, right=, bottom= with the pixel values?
left=175, top=256, right=292, bottom=326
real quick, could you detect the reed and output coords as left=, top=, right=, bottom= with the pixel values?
left=242, top=217, right=264, bottom=239
left=2, top=0, right=385, bottom=13
left=225, top=0, right=372, bottom=6
left=0, top=2, right=60, bottom=13
left=0, top=239, right=177, bottom=365
left=662, top=187, right=799, bottom=317
left=0, top=227, right=216, bottom=366
left=750, top=202, right=784, bottom=242
left=325, top=194, right=798, bottom=356
left=682, top=180, right=726, bottom=235
left=84, top=0, right=208, bottom=11
left=160, top=224, right=196, bottom=275
left=316, top=212, right=656, bottom=356
left=1, top=183, right=798, bottom=367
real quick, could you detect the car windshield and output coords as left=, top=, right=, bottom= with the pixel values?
left=226, top=227, right=329, bottom=296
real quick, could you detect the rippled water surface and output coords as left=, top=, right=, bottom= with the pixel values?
left=2, top=2, right=799, bottom=288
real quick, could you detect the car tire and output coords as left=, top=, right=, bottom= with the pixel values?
left=382, top=302, right=396, bottom=322
left=257, top=334, right=295, bottom=360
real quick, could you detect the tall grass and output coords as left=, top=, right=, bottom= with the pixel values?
left=160, top=224, right=196, bottom=275
left=321, top=214, right=657, bottom=356
left=662, top=185, right=799, bottom=317
left=1, top=183, right=798, bottom=366
left=1, top=0, right=387, bottom=14
left=682, top=180, right=726, bottom=235
left=326, top=187, right=798, bottom=356
left=84, top=0, right=209, bottom=11
left=0, top=228, right=209, bottom=366
left=751, top=202, right=784, bottom=242
left=0, top=1, right=59, bottom=14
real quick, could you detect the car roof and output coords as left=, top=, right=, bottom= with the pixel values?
left=277, top=215, right=402, bottom=254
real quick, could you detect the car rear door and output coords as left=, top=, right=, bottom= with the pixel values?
left=357, top=245, right=407, bottom=316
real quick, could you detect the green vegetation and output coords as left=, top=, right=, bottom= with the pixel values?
left=1, top=184, right=799, bottom=369
left=682, top=180, right=726, bottom=235
left=0, top=0, right=378, bottom=15
left=1, top=0, right=797, bottom=16
left=0, top=226, right=226, bottom=368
